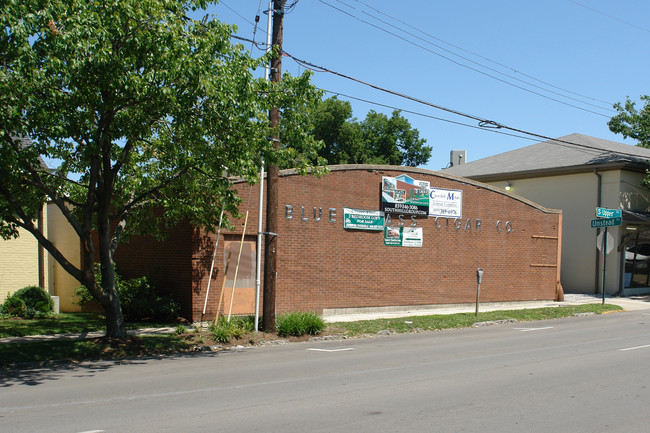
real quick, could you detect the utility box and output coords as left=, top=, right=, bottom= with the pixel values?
left=450, top=150, right=466, bottom=167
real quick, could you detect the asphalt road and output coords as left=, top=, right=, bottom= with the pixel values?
left=2, top=310, right=650, bottom=432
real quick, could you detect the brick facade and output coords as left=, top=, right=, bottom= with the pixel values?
left=116, top=165, right=562, bottom=321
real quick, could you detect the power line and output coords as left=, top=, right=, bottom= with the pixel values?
left=318, top=0, right=613, bottom=117
left=568, top=0, right=650, bottom=34
left=352, top=0, right=615, bottom=108
left=320, top=88, right=540, bottom=142
left=283, top=50, right=647, bottom=161
left=227, top=31, right=644, bottom=162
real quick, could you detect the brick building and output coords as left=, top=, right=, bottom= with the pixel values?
left=115, top=165, right=563, bottom=321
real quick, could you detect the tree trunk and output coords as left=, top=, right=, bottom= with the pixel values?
left=104, top=288, right=127, bottom=339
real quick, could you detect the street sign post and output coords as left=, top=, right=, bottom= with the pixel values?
left=596, top=207, right=621, bottom=219
left=590, top=217, right=622, bottom=228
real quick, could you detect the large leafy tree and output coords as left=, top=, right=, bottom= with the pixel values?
left=608, top=95, right=650, bottom=148
left=297, top=96, right=432, bottom=167
left=0, top=0, right=321, bottom=338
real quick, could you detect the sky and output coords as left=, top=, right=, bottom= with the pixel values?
left=205, top=0, right=650, bottom=171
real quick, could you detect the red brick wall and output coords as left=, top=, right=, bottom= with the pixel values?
left=191, top=165, right=562, bottom=320
left=113, top=221, right=194, bottom=319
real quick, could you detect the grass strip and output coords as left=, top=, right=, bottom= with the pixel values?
left=0, top=335, right=191, bottom=367
left=326, top=303, right=623, bottom=337
left=0, top=303, right=624, bottom=368
left=0, top=313, right=178, bottom=338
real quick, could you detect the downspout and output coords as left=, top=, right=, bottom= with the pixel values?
left=594, top=168, right=602, bottom=295
left=38, top=206, right=45, bottom=289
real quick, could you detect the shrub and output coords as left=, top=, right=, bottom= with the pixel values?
left=276, top=312, right=325, bottom=337
left=209, top=316, right=255, bottom=343
left=1, top=286, right=53, bottom=318
left=75, top=266, right=180, bottom=322
left=1, top=294, right=26, bottom=317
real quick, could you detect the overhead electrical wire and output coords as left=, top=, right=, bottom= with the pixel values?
left=321, top=88, right=541, bottom=143
left=352, top=0, right=615, bottom=107
left=319, top=0, right=613, bottom=117
left=568, top=0, right=650, bottom=34
left=222, top=18, right=642, bottom=161
left=228, top=32, right=626, bottom=159
left=283, top=50, right=646, bottom=161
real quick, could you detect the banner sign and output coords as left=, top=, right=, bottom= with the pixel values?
left=343, top=208, right=384, bottom=231
left=384, top=226, right=423, bottom=247
left=381, top=175, right=430, bottom=216
left=429, top=187, right=462, bottom=218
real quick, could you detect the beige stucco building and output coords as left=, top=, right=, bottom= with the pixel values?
left=444, top=133, right=650, bottom=296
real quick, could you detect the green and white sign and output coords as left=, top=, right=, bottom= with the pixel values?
left=590, top=217, right=622, bottom=228
left=384, top=226, right=423, bottom=247
left=343, top=208, right=384, bottom=231
left=595, top=207, right=621, bottom=219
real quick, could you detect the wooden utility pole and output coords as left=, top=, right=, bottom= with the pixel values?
left=263, top=0, right=286, bottom=331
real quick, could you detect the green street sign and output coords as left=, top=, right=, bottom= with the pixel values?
left=590, top=217, right=621, bottom=228
left=595, top=207, right=621, bottom=218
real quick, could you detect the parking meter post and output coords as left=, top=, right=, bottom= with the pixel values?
left=475, top=268, right=483, bottom=316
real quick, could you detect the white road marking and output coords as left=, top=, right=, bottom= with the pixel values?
left=513, top=327, right=554, bottom=332
left=77, top=430, right=105, bottom=433
left=307, top=348, right=355, bottom=352
left=619, top=344, right=650, bottom=352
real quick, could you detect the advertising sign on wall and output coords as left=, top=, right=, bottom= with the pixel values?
left=343, top=208, right=384, bottom=230
left=384, top=226, right=423, bottom=247
left=429, top=187, right=462, bottom=218
left=381, top=175, right=430, bottom=216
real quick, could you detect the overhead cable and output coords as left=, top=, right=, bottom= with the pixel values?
left=352, top=0, right=615, bottom=107
left=283, top=51, right=645, bottom=160
left=319, top=0, right=613, bottom=117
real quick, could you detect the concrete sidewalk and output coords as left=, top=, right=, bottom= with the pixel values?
left=321, top=294, right=650, bottom=323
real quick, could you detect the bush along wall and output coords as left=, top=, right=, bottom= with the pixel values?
left=1, top=286, right=54, bottom=318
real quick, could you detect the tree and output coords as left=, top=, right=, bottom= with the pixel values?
left=0, top=0, right=322, bottom=338
left=608, top=95, right=650, bottom=148
left=295, top=96, right=432, bottom=167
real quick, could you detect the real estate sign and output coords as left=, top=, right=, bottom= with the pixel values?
left=428, top=187, right=462, bottom=218
left=384, top=226, right=423, bottom=247
left=381, top=175, right=430, bottom=216
left=343, top=208, right=384, bottom=231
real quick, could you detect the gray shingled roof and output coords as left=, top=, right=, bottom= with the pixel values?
left=443, top=133, right=650, bottom=179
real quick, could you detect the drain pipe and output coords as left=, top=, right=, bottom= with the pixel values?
left=594, top=168, right=602, bottom=295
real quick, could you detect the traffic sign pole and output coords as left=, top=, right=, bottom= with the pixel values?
left=602, top=227, right=607, bottom=304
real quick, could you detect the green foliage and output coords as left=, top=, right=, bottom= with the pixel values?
left=0, top=312, right=104, bottom=338
left=1, top=286, right=53, bottom=318
left=291, top=96, right=432, bottom=167
left=174, top=324, right=187, bottom=335
left=118, top=276, right=180, bottom=322
left=0, top=335, right=191, bottom=367
left=1, top=294, right=26, bottom=317
left=76, top=267, right=180, bottom=322
left=276, top=311, right=325, bottom=337
left=608, top=95, right=650, bottom=148
left=0, top=0, right=325, bottom=338
left=209, top=316, right=255, bottom=343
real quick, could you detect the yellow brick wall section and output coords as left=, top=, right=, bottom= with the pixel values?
left=0, top=228, right=40, bottom=302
